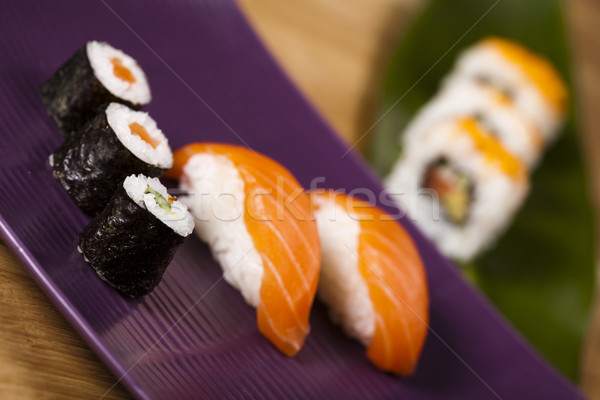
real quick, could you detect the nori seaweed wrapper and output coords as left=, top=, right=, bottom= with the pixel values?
left=79, top=184, right=185, bottom=298
left=51, top=104, right=166, bottom=215
left=41, top=45, right=140, bottom=135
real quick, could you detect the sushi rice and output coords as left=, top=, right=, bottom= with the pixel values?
left=87, top=41, right=151, bottom=106
left=312, top=193, right=374, bottom=346
left=179, top=152, right=264, bottom=307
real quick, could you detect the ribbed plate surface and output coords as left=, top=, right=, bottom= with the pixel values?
left=0, top=1, right=582, bottom=398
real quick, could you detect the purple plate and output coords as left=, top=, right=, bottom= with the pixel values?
left=0, top=1, right=583, bottom=399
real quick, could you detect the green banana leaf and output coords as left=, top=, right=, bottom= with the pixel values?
left=367, top=0, right=595, bottom=381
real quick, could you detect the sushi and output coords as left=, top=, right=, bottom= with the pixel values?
left=51, top=102, right=172, bottom=215
left=448, top=37, right=568, bottom=139
left=403, top=78, right=543, bottom=167
left=78, top=174, right=195, bottom=298
left=310, top=190, right=429, bottom=375
left=166, top=143, right=321, bottom=356
left=386, top=117, right=529, bottom=261
left=385, top=37, right=565, bottom=261
left=42, top=40, right=151, bottom=134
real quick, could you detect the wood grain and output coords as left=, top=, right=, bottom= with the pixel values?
left=568, top=0, right=600, bottom=398
left=0, top=243, right=130, bottom=399
left=1, top=0, right=598, bottom=398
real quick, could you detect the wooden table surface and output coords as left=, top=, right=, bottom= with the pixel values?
left=1, top=0, right=599, bottom=398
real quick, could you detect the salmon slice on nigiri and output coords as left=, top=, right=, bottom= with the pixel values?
left=310, top=190, right=429, bottom=375
left=166, top=143, right=321, bottom=356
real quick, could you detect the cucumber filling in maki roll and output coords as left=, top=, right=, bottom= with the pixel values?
left=51, top=102, right=173, bottom=215
left=78, top=175, right=195, bottom=298
left=42, top=40, right=151, bottom=134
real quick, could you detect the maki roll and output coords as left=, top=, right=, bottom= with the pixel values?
left=166, top=143, right=321, bottom=356
left=78, top=174, right=195, bottom=298
left=42, top=40, right=151, bottom=134
left=448, top=37, right=568, bottom=139
left=310, top=191, right=429, bottom=375
left=403, top=79, right=543, bottom=167
left=386, top=117, right=529, bottom=261
left=51, top=102, right=172, bottom=215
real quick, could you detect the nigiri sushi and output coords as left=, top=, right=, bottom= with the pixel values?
left=166, top=143, right=321, bottom=356
left=310, top=190, right=429, bottom=375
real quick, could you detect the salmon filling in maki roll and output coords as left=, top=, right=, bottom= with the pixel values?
left=51, top=102, right=173, bottom=215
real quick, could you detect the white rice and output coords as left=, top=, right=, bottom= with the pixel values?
left=403, top=79, right=542, bottom=167
left=180, top=153, right=264, bottom=307
left=106, top=102, right=173, bottom=169
left=123, top=174, right=195, bottom=237
left=87, top=41, right=151, bottom=106
left=449, top=41, right=563, bottom=140
left=313, top=194, right=375, bottom=346
left=386, top=120, right=529, bottom=261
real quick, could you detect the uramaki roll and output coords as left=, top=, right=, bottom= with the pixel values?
left=448, top=37, right=568, bottom=140
left=402, top=78, right=543, bottom=168
left=386, top=117, right=529, bottom=261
